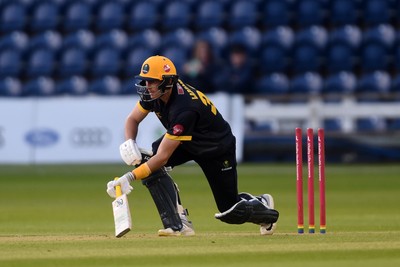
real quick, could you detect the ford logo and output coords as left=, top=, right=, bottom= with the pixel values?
left=25, top=129, right=59, bottom=147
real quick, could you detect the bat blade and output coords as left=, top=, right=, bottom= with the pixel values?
left=112, top=178, right=132, bottom=238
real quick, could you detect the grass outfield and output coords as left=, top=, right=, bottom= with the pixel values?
left=0, top=163, right=399, bottom=267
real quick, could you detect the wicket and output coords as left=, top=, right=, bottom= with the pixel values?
left=296, top=128, right=326, bottom=234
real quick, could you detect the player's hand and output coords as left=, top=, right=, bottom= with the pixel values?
left=106, top=172, right=134, bottom=198
left=120, top=139, right=142, bottom=165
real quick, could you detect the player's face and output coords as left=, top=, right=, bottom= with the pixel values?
left=146, top=80, right=163, bottom=99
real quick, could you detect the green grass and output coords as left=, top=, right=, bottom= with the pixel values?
left=0, top=163, right=399, bottom=266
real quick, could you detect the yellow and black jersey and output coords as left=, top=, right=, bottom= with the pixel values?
left=138, top=80, right=235, bottom=157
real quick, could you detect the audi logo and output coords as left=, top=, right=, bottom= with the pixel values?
left=70, top=128, right=112, bottom=147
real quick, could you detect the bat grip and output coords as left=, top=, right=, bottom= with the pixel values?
left=114, top=177, right=122, bottom=197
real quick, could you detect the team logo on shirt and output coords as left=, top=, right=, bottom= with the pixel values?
left=172, top=124, right=184, bottom=135
left=164, top=64, right=171, bottom=73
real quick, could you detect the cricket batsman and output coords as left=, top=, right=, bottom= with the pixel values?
left=106, top=55, right=279, bottom=236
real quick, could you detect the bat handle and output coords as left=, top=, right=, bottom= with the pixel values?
left=114, top=177, right=122, bottom=197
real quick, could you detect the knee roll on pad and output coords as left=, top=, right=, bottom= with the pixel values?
left=142, top=169, right=183, bottom=231
left=215, top=195, right=279, bottom=225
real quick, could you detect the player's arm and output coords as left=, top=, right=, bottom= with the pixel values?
left=107, top=136, right=181, bottom=197
left=120, top=102, right=150, bottom=166
left=129, top=110, right=196, bottom=180
left=129, top=136, right=180, bottom=181
left=125, top=102, right=149, bottom=140
left=108, top=111, right=192, bottom=196
left=147, top=137, right=180, bottom=172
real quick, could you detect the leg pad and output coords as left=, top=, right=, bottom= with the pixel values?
left=142, top=169, right=183, bottom=231
left=215, top=196, right=279, bottom=225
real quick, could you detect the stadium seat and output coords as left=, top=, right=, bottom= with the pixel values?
left=159, top=46, right=188, bottom=73
left=260, top=46, right=288, bottom=74
left=0, top=31, right=29, bottom=52
left=91, top=47, right=121, bottom=77
left=361, top=43, right=388, bottom=72
left=0, top=49, right=22, bottom=77
left=255, top=73, right=290, bottom=95
left=262, top=26, right=295, bottom=49
left=326, top=42, right=354, bottom=74
left=362, top=0, right=391, bottom=27
left=328, top=0, right=359, bottom=27
left=24, top=77, right=58, bottom=97
left=228, top=0, right=258, bottom=30
left=30, top=1, right=59, bottom=32
left=262, top=0, right=292, bottom=27
left=89, top=76, right=122, bottom=95
left=124, top=46, right=155, bottom=78
left=195, top=1, right=224, bottom=30
left=360, top=25, right=395, bottom=72
left=127, top=1, right=158, bottom=31
left=197, top=27, right=228, bottom=57
left=58, top=47, right=87, bottom=78
left=323, top=119, right=342, bottom=132
left=363, top=24, right=396, bottom=47
left=355, top=117, right=386, bottom=132
left=160, top=28, right=194, bottom=53
left=28, top=30, right=62, bottom=52
left=63, top=1, right=92, bottom=32
left=356, top=71, right=391, bottom=94
left=26, top=48, right=55, bottom=78
left=323, top=71, right=357, bottom=94
left=162, top=1, right=191, bottom=31
left=292, top=26, right=328, bottom=74
left=326, top=25, right=362, bottom=73
left=294, top=0, right=326, bottom=28
left=95, top=1, right=124, bottom=32
left=290, top=72, right=323, bottom=95
left=56, top=76, right=89, bottom=95
left=228, top=27, right=261, bottom=56
left=126, top=29, right=161, bottom=52
left=62, top=30, right=95, bottom=51
left=0, top=2, right=26, bottom=33
left=260, top=26, right=294, bottom=74
left=0, top=77, right=23, bottom=96
left=94, top=29, right=128, bottom=51
left=356, top=71, right=391, bottom=102
left=323, top=71, right=357, bottom=102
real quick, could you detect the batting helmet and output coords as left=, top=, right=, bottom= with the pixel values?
left=136, top=55, right=178, bottom=81
left=135, top=55, right=179, bottom=101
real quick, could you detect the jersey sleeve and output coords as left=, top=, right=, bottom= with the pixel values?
left=138, top=100, right=153, bottom=113
left=165, top=110, right=198, bottom=141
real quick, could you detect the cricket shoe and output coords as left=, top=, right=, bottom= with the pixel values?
left=158, top=211, right=195, bottom=237
left=258, top=194, right=277, bottom=235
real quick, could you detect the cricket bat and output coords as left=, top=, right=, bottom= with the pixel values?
left=112, top=177, right=132, bottom=237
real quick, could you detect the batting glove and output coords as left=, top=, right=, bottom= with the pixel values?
left=106, top=172, right=135, bottom=198
left=120, top=139, right=142, bottom=166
